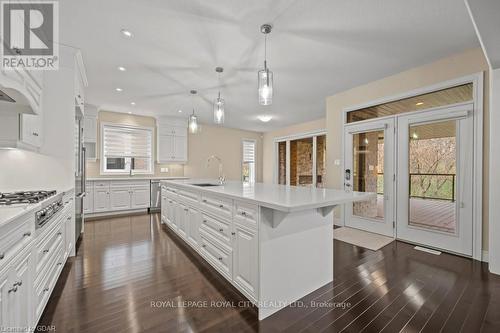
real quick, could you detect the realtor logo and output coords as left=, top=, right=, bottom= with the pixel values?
left=1, top=1, right=59, bottom=70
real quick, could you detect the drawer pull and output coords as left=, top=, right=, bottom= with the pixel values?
left=8, top=286, right=17, bottom=293
left=219, top=228, right=224, bottom=232
left=67, top=216, right=71, bottom=220
left=43, top=287, right=49, bottom=292
left=23, top=231, right=31, bottom=237
left=219, top=204, right=224, bottom=208
left=57, top=262, right=63, bottom=266
left=13, top=280, right=22, bottom=287
left=218, top=257, right=222, bottom=261
left=0, top=253, right=4, bottom=260
left=43, top=249, right=49, bottom=253
left=202, top=244, right=206, bottom=248
left=202, top=199, right=207, bottom=203
left=57, top=232, right=62, bottom=236
left=231, top=232, right=236, bottom=236
left=203, top=220, right=207, bottom=223
left=184, top=208, right=188, bottom=212
left=241, top=211, right=247, bottom=216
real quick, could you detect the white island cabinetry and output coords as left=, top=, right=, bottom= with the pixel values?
left=160, top=179, right=372, bottom=320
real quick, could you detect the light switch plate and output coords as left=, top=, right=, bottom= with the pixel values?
left=334, top=159, right=341, bottom=166
left=161, top=167, right=169, bottom=173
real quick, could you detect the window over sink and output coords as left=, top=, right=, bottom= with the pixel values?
left=101, top=123, right=153, bottom=174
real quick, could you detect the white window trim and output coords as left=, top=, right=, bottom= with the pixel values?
left=272, top=129, right=327, bottom=186
left=100, top=122, right=154, bottom=175
left=242, top=138, right=257, bottom=183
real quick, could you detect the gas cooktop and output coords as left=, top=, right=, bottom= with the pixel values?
left=0, top=190, right=57, bottom=205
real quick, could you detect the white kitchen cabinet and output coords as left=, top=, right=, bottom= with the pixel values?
left=232, top=224, right=258, bottom=300
left=187, top=206, right=200, bottom=248
left=20, top=113, right=43, bottom=148
left=110, top=187, right=132, bottom=211
left=131, top=186, right=150, bottom=209
left=83, top=187, right=94, bottom=214
left=0, top=112, right=43, bottom=150
left=176, top=202, right=188, bottom=239
left=93, top=187, right=110, bottom=212
left=0, top=268, right=12, bottom=328
left=9, top=250, right=33, bottom=329
left=156, top=117, right=188, bottom=163
left=83, top=116, right=97, bottom=142
left=161, top=189, right=167, bottom=224
left=167, top=198, right=178, bottom=230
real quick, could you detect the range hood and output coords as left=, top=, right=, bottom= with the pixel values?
left=0, top=86, right=36, bottom=114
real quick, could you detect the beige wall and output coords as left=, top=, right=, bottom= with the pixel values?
left=325, top=47, right=490, bottom=250
left=262, top=118, right=326, bottom=183
left=86, top=111, right=262, bottom=182
left=184, top=124, right=263, bottom=182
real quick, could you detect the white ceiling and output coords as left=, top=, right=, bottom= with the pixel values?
left=60, top=0, right=479, bottom=132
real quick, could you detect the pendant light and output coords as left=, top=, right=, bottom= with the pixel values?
left=258, top=24, right=273, bottom=105
left=213, top=67, right=225, bottom=124
left=188, top=89, right=199, bottom=134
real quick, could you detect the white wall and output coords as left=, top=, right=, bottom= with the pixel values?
left=489, top=68, right=500, bottom=273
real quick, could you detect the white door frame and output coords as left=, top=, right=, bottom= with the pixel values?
left=396, top=103, right=474, bottom=256
left=344, top=118, right=396, bottom=237
left=341, top=72, right=484, bottom=261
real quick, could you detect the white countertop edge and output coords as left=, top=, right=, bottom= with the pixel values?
left=0, top=203, right=40, bottom=228
left=160, top=179, right=374, bottom=213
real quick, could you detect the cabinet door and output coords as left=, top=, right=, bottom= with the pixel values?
left=20, top=113, right=42, bottom=147
left=10, top=251, right=33, bottom=329
left=161, top=191, right=167, bottom=224
left=93, top=188, right=110, bottom=212
left=173, top=136, right=187, bottom=162
left=83, top=116, right=97, bottom=142
left=131, top=187, right=150, bottom=209
left=110, top=187, right=131, bottom=211
left=177, top=203, right=188, bottom=239
left=232, top=225, right=258, bottom=300
left=0, top=269, right=13, bottom=329
left=83, top=189, right=94, bottom=213
left=158, top=135, right=175, bottom=162
left=187, top=207, right=200, bottom=248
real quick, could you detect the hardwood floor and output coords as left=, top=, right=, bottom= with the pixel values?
left=37, top=213, right=500, bottom=332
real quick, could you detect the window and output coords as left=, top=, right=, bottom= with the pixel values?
left=101, top=124, right=153, bottom=174
left=242, top=139, right=256, bottom=183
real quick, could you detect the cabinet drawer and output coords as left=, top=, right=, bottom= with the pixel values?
left=200, top=194, right=232, bottom=220
left=199, top=230, right=232, bottom=280
left=0, top=211, right=34, bottom=265
left=94, top=181, right=110, bottom=188
left=34, top=245, right=64, bottom=321
left=200, top=213, right=231, bottom=245
left=234, top=201, right=259, bottom=230
left=176, top=188, right=199, bottom=206
left=35, top=222, right=64, bottom=280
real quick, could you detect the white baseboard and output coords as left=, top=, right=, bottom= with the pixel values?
left=85, top=209, right=149, bottom=220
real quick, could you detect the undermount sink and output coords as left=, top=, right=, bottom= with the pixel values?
left=191, top=183, right=221, bottom=187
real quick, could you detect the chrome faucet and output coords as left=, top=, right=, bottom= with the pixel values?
left=207, top=155, right=225, bottom=184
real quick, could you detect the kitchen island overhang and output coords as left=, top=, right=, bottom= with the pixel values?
left=160, top=179, right=373, bottom=320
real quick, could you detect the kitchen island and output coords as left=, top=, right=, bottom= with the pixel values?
left=160, top=179, right=373, bottom=320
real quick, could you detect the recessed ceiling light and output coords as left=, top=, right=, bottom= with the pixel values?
left=258, top=115, right=272, bottom=122
left=115, top=88, right=123, bottom=92
left=178, top=110, right=183, bottom=113
left=416, top=102, right=424, bottom=106
left=118, top=66, right=126, bottom=71
left=130, top=102, right=136, bottom=106
left=128, top=112, right=132, bottom=114
left=121, top=29, right=133, bottom=38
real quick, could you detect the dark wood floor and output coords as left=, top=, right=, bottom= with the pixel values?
left=37, top=213, right=500, bottom=332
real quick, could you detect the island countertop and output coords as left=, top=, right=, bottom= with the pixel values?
left=160, top=179, right=373, bottom=213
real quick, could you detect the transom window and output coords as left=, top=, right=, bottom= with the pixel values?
left=101, top=123, right=153, bottom=174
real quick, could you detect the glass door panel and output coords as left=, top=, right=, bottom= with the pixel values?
left=344, top=118, right=395, bottom=237
left=408, top=120, right=457, bottom=234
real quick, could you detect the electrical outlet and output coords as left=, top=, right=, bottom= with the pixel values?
left=161, top=167, right=169, bottom=173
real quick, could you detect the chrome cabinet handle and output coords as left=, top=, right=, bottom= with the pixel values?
left=241, top=211, right=247, bottom=216
left=67, top=216, right=71, bottom=220
left=231, top=232, right=235, bottom=236
left=202, top=199, right=207, bottom=203
left=23, top=231, right=31, bottom=237
left=43, top=287, right=49, bottom=292
left=0, top=253, right=4, bottom=260
left=57, top=262, right=62, bottom=266
left=202, top=244, right=206, bottom=248
left=184, top=208, right=188, bottom=212
left=219, top=204, right=224, bottom=208
left=8, top=286, right=17, bottom=293
left=13, top=281, right=22, bottom=287
left=57, top=232, right=62, bottom=236
left=203, top=219, right=207, bottom=223
left=32, top=132, right=39, bottom=137
left=219, top=228, right=223, bottom=232
left=218, top=257, right=222, bottom=261
left=43, top=249, right=49, bottom=253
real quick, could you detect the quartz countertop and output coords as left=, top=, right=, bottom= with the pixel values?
left=161, top=179, right=374, bottom=213
left=86, top=176, right=189, bottom=181
left=0, top=204, right=39, bottom=227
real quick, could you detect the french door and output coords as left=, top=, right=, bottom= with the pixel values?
left=344, top=118, right=395, bottom=237
left=396, top=103, right=474, bottom=255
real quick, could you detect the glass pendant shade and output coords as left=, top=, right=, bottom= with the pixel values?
left=213, top=94, right=225, bottom=124
left=258, top=67, right=273, bottom=106
left=188, top=113, right=199, bottom=134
